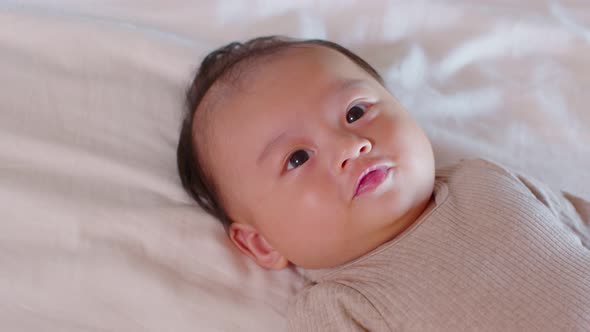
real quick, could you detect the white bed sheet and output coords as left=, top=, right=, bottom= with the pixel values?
left=1, top=1, right=589, bottom=331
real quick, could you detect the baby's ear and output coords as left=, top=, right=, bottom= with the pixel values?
left=228, top=223, right=289, bottom=270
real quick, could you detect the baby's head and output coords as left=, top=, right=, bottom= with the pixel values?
left=178, top=36, right=435, bottom=270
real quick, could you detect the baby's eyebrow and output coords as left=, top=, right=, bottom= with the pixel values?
left=257, top=131, right=287, bottom=165
left=336, top=78, right=366, bottom=92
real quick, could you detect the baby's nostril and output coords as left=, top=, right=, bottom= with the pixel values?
left=341, top=159, right=348, bottom=168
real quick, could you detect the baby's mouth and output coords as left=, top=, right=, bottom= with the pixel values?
left=354, top=165, right=391, bottom=198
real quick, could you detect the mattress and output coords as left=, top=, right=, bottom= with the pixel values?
left=1, top=1, right=589, bottom=330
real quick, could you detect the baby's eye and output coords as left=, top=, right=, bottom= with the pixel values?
left=346, top=104, right=367, bottom=123
left=286, top=149, right=310, bottom=170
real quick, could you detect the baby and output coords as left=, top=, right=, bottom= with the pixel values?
left=177, top=36, right=590, bottom=331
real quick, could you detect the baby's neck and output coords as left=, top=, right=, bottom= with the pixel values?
left=312, top=191, right=437, bottom=272
left=302, top=192, right=437, bottom=278
left=387, top=192, right=436, bottom=242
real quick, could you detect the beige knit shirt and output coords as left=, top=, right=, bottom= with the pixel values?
left=287, top=159, right=590, bottom=331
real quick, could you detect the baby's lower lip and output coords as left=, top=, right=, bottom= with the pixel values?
left=354, top=168, right=392, bottom=197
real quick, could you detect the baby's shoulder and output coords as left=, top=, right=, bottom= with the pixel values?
left=290, top=281, right=362, bottom=306
left=434, top=157, right=543, bottom=206
left=436, top=157, right=516, bottom=182
left=435, top=158, right=563, bottom=212
left=287, top=281, right=387, bottom=331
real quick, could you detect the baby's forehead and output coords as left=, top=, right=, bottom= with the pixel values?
left=222, top=46, right=370, bottom=99
left=195, top=45, right=376, bottom=143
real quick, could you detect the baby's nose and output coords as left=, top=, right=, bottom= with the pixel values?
left=340, top=137, right=372, bottom=169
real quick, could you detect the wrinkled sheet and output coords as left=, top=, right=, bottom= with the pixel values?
left=1, top=1, right=589, bottom=331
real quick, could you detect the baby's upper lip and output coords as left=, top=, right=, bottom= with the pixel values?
left=353, top=161, right=394, bottom=198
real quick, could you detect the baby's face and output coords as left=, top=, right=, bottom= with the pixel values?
left=197, top=45, right=434, bottom=269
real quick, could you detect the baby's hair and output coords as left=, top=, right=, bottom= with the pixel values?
left=177, top=35, right=384, bottom=230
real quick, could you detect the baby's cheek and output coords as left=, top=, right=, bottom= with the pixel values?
left=289, top=189, right=342, bottom=232
left=286, top=220, right=346, bottom=268
left=300, top=189, right=324, bottom=209
left=372, top=117, right=399, bottom=151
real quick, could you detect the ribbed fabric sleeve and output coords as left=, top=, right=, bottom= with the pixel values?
left=516, top=172, right=590, bottom=249
left=288, top=159, right=590, bottom=332
left=287, top=282, right=389, bottom=331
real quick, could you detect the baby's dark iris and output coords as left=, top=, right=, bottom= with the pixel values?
left=346, top=105, right=366, bottom=123
left=288, top=150, right=309, bottom=169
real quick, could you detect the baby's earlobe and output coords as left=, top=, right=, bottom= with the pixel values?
left=267, top=255, right=289, bottom=270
